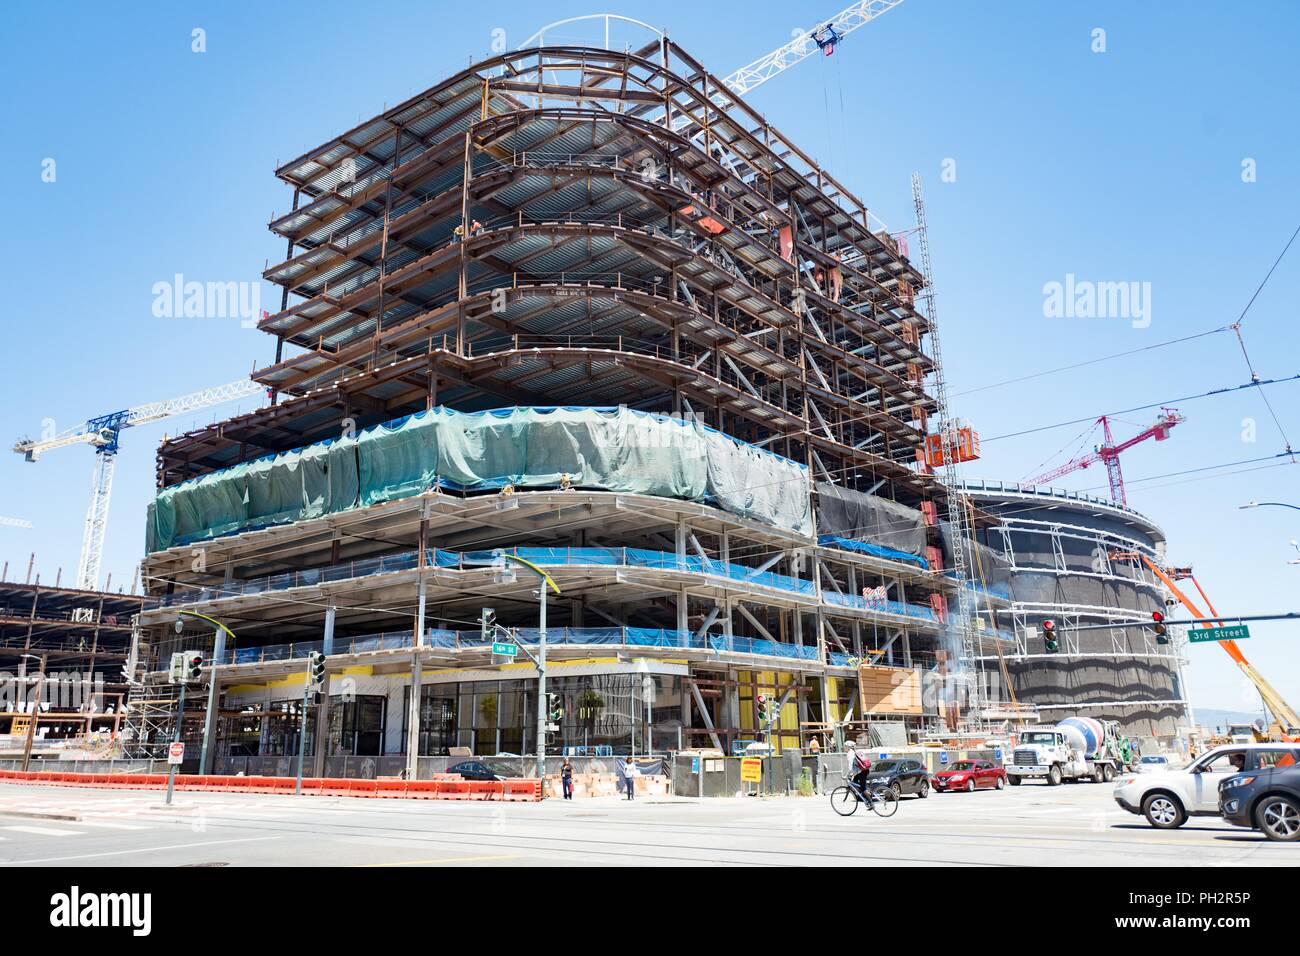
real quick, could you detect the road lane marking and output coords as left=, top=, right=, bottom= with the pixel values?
left=357, top=854, right=522, bottom=867
left=0, top=835, right=280, bottom=865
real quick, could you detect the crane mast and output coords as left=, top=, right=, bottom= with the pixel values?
left=911, top=172, right=978, bottom=718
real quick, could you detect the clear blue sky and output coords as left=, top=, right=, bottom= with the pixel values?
left=2, top=1, right=1297, bottom=714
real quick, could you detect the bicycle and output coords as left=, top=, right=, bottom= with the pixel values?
left=830, top=776, right=899, bottom=817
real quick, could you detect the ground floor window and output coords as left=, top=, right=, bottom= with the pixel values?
left=401, top=674, right=685, bottom=756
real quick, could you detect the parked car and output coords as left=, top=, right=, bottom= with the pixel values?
left=864, top=758, right=930, bottom=798
left=446, top=760, right=516, bottom=782
left=1218, top=753, right=1300, bottom=841
left=1136, top=755, right=1171, bottom=773
left=933, top=759, right=1006, bottom=792
left=1113, top=743, right=1300, bottom=829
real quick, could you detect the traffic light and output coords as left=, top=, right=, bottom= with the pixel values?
left=1041, top=620, right=1059, bottom=654
left=1152, top=610, right=1169, bottom=644
left=547, top=692, right=563, bottom=722
left=184, top=651, right=203, bottom=682
left=480, top=607, right=496, bottom=642
left=308, top=650, right=327, bottom=686
left=757, top=693, right=769, bottom=722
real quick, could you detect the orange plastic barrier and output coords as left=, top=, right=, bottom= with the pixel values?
left=466, top=780, right=504, bottom=801
left=437, top=780, right=471, bottom=800
left=319, top=777, right=352, bottom=796
left=502, top=779, right=543, bottom=802
left=0, top=769, right=548, bottom=801
left=375, top=778, right=408, bottom=798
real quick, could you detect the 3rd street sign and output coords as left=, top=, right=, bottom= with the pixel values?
left=491, top=641, right=518, bottom=657
left=1189, top=625, right=1250, bottom=644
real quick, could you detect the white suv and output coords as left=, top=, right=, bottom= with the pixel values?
left=1113, top=743, right=1300, bottom=829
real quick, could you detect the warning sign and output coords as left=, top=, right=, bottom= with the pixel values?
left=167, top=742, right=185, bottom=765
left=740, top=757, right=763, bottom=783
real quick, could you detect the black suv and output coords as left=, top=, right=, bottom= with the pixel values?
left=1218, top=755, right=1300, bottom=841
left=864, top=758, right=930, bottom=798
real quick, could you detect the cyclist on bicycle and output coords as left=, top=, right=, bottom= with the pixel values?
left=846, top=742, right=872, bottom=797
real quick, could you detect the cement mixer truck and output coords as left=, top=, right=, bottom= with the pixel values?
left=1006, top=717, right=1129, bottom=786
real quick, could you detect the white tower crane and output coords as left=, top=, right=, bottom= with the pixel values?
left=722, top=0, right=906, bottom=95
left=13, top=379, right=266, bottom=591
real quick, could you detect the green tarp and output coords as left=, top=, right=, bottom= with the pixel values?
left=147, top=406, right=812, bottom=552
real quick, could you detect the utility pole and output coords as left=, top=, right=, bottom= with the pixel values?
left=20, top=653, right=48, bottom=773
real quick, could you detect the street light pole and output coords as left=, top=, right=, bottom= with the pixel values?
left=1239, top=501, right=1300, bottom=512
left=20, top=653, right=47, bottom=773
left=535, top=578, right=547, bottom=782
left=498, top=554, right=560, bottom=783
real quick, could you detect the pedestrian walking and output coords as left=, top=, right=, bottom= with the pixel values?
left=623, top=756, right=639, bottom=800
left=561, top=757, right=574, bottom=800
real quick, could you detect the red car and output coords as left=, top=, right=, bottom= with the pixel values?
left=933, top=759, right=1006, bottom=792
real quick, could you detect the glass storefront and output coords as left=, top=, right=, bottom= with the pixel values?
left=403, top=673, right=685, bottom=756
left=219, top=695, right=386, bottom=757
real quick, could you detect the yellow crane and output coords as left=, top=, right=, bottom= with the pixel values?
left=1110, top=551, right=1300, bottom=740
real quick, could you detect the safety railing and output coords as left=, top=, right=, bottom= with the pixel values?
left=821, top=590, right=936, bottom=622
left=214, top=625, right=836, bottom=668
left=162, top=545, right=824, bottom=609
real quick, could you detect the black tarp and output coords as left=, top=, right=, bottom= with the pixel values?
left=815, top=483, right=925, bottom=556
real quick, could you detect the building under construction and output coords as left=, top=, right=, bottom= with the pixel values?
left=0, top=574, right=143, bottom=756
left=129, top=37, right=1010, bottom=769
left=960, top=481, right=1192, bottom=744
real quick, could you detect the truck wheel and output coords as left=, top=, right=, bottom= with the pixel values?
left=1008, top=775, right=1021, bottom=786
left=1047, top=765, right=1063, bottom=786
left=1254, top=795, right=1300, bottom=841
left=1142, top=792, right=1186, bottom=829
left=1092, top=767, right=1105, bottom=784
left=1103, top=764, right=1116, bottom=783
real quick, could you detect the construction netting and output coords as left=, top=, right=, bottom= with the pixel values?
left=814, top=482, right=926, bottom=563
left=146, top=406, right=813, bottom=552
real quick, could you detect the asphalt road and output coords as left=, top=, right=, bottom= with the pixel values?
left=0, top=781, right=1292, bottom=866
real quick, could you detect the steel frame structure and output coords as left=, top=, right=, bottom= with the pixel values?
left=136, top=39, right=966, bottom=758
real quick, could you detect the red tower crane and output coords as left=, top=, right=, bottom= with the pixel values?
left=1027, top=408, right=1184, bottom=507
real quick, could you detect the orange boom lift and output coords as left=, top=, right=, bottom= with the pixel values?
left=1110, top=551, right=1299, bottom=740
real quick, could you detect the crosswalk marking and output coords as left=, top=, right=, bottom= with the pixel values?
left=75, top=820, right=150, bottom=830
left=3, top=825, right=84, bottom=836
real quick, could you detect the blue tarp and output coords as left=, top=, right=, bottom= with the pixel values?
left=819, top=534, right=930, bottom=569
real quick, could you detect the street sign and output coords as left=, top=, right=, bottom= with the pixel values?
left=167, top=742, right=185, bottom=765
left=491, top=641, right=518, bottom=657
left=1189, top=625, right=1251, bottom=644
left=740, top=757, right=763, bottom=783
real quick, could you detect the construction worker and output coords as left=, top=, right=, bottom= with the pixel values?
left=452, top=221, right=466, bottom=243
